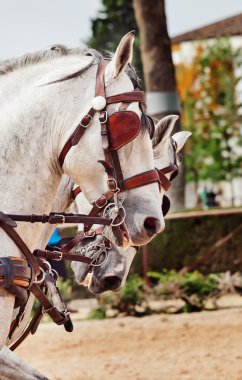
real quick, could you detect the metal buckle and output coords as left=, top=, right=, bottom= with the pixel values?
left=99, top=111, right=108, bottom=124
left=59, top=215, right=65, bottom=224
left=95, top=195, right=108, bottom=209
left=81, top=114, right=93, bottom=128
left=107, top=178, right=120, bottom=193
left=33, top=267, right=45, bottom=284
left=42, top=260, right=52, bottom=274
left=52, top=251, right=63, bottom=261
left=84, top=230, right=96, bottom=238
left=43, top=306, right=55, bottom=314
left=51, top=269, right=59, bottom=281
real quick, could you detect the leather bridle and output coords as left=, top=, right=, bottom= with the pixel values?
left=35, top=136, right=179, bottom=269
left=57, top=58, right=165, bottom=244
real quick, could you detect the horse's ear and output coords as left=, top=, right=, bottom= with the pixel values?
left=106, top=31, right=135, bottom=80
left=152, top=115, right=179, bottom=149
left=172, top=131, right=192, bottom=153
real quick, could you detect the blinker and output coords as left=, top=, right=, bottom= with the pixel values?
left=108, top=111, right=141, bottom=150
left=161, top=195, right=170, bottom=217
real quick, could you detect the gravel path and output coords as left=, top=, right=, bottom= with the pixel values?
left=16, top=308, right=242, bottom=380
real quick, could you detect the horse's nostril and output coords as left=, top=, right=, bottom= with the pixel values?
left=144, top=217, right=160, bottom=237
left=102, top=276, right=121, bottom=291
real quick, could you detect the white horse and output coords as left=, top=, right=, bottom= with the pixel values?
left=72, top=116, right=191, bottom=293
left=0, top=31, right=164, bottom=354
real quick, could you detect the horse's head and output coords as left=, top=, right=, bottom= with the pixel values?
left=60, top=32, right=163, bottom=248
left=71, top=115, right=191, bottom=294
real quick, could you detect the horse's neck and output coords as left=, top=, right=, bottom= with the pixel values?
left=73, top=192, right=93, bottom=232
left=0, top=55, right=95, bottom=250
left=37, top=175, right=74, bottom=249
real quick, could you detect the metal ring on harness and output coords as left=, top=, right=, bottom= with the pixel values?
left=33, top=267, right=45, bottom=284
left=110, top=206, right=126, bottom=227
left=90, top=249, right=108, bottom=267
left=82, top=242, right=109, bottom=268
left=42, top=260, right=52, bottom=274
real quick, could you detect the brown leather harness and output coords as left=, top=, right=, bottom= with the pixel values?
left=0, top=58, right=178, bottom=350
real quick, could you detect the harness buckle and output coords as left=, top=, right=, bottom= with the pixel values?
left=81, top=114, right=93, bottom=128
left=84, top=230, right=96, bottom=238
left=59, top=215, right=65, bottom=224
left=33, top=267, right=45, bottom=284
left=95, top=195, right=108, bottom=209
left=107, top=178, right=120, bottom=193
left=99, top=111, right=108, bottom=124
left=52, top=251, right=63, bottom=261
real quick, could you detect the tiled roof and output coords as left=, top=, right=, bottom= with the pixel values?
left=172, top=13, right=242, bottom=44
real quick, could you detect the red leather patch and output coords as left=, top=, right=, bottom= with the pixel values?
left=108, top=111, right=141, bottom=150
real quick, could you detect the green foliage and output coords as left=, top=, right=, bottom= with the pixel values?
left=135, top=215, right=242, bottom=276
left=90, top=274, right=149, bottom=317
left=87, top=0, right=143, bottom=79
left=57, top=278, right=72, bottom=302
left=116, top=273, right=144, bottom=305
left=87, top=306, right=106, bottom=320
left=180, top=271, right=219, bottom=296
left=148, top=270, right=219, bottom=296
left=147, top=270, right=221, bottom=312
left=102, top=274, right=147, bottom=315
left=88, top=271, right=225, bottom=317
left=182, top=38, right=242, bottom=184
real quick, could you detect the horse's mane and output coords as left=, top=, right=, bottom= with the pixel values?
left=0, top=43, right=146, bottom=129
left=0, top=44, right=102, bottom=76
left=0, top=45, right=141, bottom=85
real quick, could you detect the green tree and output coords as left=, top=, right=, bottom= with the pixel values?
left=87, top=0, right=143, bottom=78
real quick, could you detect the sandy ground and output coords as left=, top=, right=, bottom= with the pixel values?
left=17, top=306, right=242, bottom=380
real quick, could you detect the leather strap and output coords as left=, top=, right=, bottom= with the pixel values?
left=106, top=91, right=145, bottom=104
left=10, top=305, right=43, bottom=351
left=0, top=211, right=17, bottom=227
left=58, top=107, right=96, bottom=167
left=72, top=186, right=82, bottom=200
left=5, top=212, right=111, bottom=226
left=0, top=221, right=40, bottom=276
left=83, top=191, right=113, bottom=232
left=34, top=249, right=92, bottom=264
left=95, top=60, right=107, bottom=97
left=30, top=283, right=69, bottom=326
left=61, top=226, right=104, bottom=253
left=59, top=60, right=108, bottom=168
left=156, top=170, right=171, bottom=191
left=160, top=164, right=178, bottom=175
left=122, top=170, right=160, bottom=191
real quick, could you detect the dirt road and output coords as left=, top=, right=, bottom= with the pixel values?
left=17, top=308, right=242, bottom=380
